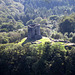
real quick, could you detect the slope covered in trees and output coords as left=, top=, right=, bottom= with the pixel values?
left=0, top=0, right=75, bottom=75
left=0, top=0, right=75, bottom=29
left=0, top=0, right=75, bottom=42
left=0, top=41, right=75, bottom=75
left=0, top=0, right=25, bottom=31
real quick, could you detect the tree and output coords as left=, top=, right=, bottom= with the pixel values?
left=59, top=14, right=75, bottom=33
left=26, top=19, right=34, bottom=25
left=71, top=34, right=75, bottom=43
left=34, top=17, right=42, bottom=23
left=49, top=15, right=59, bottom=20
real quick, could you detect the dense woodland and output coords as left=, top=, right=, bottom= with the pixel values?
left=0, top=0, right=75, bottom=75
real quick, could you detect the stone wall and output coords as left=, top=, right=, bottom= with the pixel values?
left=28, top=24, right=42, bottom=40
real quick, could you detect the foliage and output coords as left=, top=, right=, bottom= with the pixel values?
left=71, top=34, right=75, bottom=43
left=51, top=32, right=64, bottom=39
left=59, top=14, right=75, bottom=33
left=0, top=29, right=27, bottom=44
left=0, top=0, right=75, bottom=29
left=40, top=19, right=47, bottom=25
left=34, top=17, right=42, bottom=24
left=69, top=32, right=74, bottom=38
left=49, top=15, right=59, bottom=20
left=26, top=19, right=34, bottom=25
left=0, top=0, right=75, bottom=75
left=40, top=27, right=51, bottom=37
left=0, top=40, right=75, bottom=75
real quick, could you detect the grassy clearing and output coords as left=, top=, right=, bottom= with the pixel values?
left=37, top=37, right=51, bottom=44
left=20, top=37, right=51, bottom=45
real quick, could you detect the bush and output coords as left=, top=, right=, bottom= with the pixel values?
left=64, top=32, right=69, bottom=40
left=71, top=34, right=75, bottom=43
left=26, top=19, right=34, bottom=25
left=40, top=19, right=47, bottom=25
left=51, top=33, right=64, bottom=39
left=49, top=15, right=59, bottom=20
left=40, top=27, right=51, bottom=37
left=34, top=17, right=42, bottom=23
left=59, top=14, right=75, bottom=33
left=2, top=38, right=9, bottom=44
left=69, top=32, right=74, bottom=38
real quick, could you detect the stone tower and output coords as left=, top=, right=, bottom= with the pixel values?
left=28, top=24, right=42, bottom=40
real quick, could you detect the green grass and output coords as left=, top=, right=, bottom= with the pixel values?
left=38, top=37, right=51, bottom=44
left=17, top=38, right=27, bottom=45
left=20, top=37, right=51, bottom=45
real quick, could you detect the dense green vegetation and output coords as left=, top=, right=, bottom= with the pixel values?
left=0, top=41, right=75, bottom=75
left=0, top=28, right=27, bottom=44
left=59, top=14, right=75, bottom=33
left=0, top=0, right=75, bottom=75
left=0, top=0, right=75, bottom=28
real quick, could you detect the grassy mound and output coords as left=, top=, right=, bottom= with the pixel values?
left=37, top=37, right=51, bottom=44
left=21, top=37, right=51, bottom=45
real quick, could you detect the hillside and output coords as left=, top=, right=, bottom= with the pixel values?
left=0, top=35, right=75, bottom=75
left=0, top=0, right=25, bottom=31
left=0, top=0, right=75, bottom=29
left=0, top=0, right=75, bottom=75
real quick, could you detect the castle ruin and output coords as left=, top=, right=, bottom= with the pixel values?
left=28, top=24, right=42, bottom=40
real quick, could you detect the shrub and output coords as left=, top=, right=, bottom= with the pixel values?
left=40, top=19, right=47, bottom=25
left=26, top=19, right=34, bottom=25
left=49, top=15, right=59, bottom=20
left=59, top=14, right=75, bottom=33
left=51, top=33, right=64, bottom=39
left=69, top=32, right=74, bottom=38
left=40, top=27, right=50, bottom=37
left=34, top=17, right=42, bottom=23
left=71, top=34, right=75, bottom=43
left=2, top=38, right=9, bottom=44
